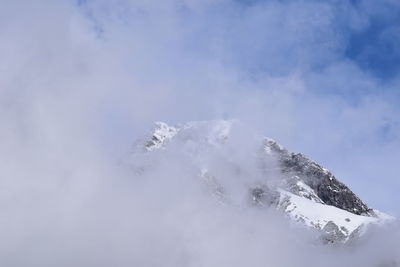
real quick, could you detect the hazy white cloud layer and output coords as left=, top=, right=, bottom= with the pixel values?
left=0, top=0, right=399, bottom=265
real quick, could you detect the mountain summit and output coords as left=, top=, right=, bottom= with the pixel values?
left=133, top=120, right=393, bottom=244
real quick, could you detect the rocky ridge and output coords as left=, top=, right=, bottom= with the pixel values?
left=135, top=120, right=393, bottom=244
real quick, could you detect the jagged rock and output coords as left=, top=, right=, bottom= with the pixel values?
left=145, top=122, right=178, bottom=151
left=284, top=176, right=324, bottom=204
left=347, top=224, right=364, bottom=243
left=134, top=120, right=393, bottom=245
left=321, top=221, right=346, bottom=244
left=264, top=138, right=374, bottom=216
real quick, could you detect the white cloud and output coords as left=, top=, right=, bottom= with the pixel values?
left=0, top=0, right=399, bottom=265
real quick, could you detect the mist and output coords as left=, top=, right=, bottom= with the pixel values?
left=0, top=0, right=399, bottom=266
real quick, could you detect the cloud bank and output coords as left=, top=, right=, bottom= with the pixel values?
left=0, top=0, right=399, bottom=265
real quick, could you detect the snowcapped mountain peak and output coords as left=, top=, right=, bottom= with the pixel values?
left=145, top=120, right=235, bottom=151
left=145, top=122, right=179, bottom=151
left=134, top=120, right=394, bottom=244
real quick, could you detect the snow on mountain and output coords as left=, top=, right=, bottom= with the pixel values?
left=278, top=190, right=382, bottom=243
left=134, top=120, right=394, bottom=244
left=145, top=122, right=179, bottom=151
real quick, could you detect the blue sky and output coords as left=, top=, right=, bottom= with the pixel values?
left=235, top=0, right=400, bottom=79
left=346, top=2, right=400, bottom=80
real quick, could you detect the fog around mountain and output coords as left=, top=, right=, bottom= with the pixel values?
left=2, top=118, right=399, bottom=266
left=1, top=0, right=400, bottom=266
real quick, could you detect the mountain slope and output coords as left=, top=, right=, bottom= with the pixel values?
left=134, top=120, right=393, bottom=243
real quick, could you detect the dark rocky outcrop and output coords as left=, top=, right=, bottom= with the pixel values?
left=265, top=139, right=375, bottom=216
left=320, top=221, right=347, bottom=244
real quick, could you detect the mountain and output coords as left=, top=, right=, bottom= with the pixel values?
left=133, top=120, right=394, bottom=244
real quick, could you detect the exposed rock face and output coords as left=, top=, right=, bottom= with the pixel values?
left=321, top=221, right=347, bottom=244
left=135, top=120, right=393, bottom=245
left=264, top=139, right=374, bottom=216
left=283, top=176, right=324, bottom=204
